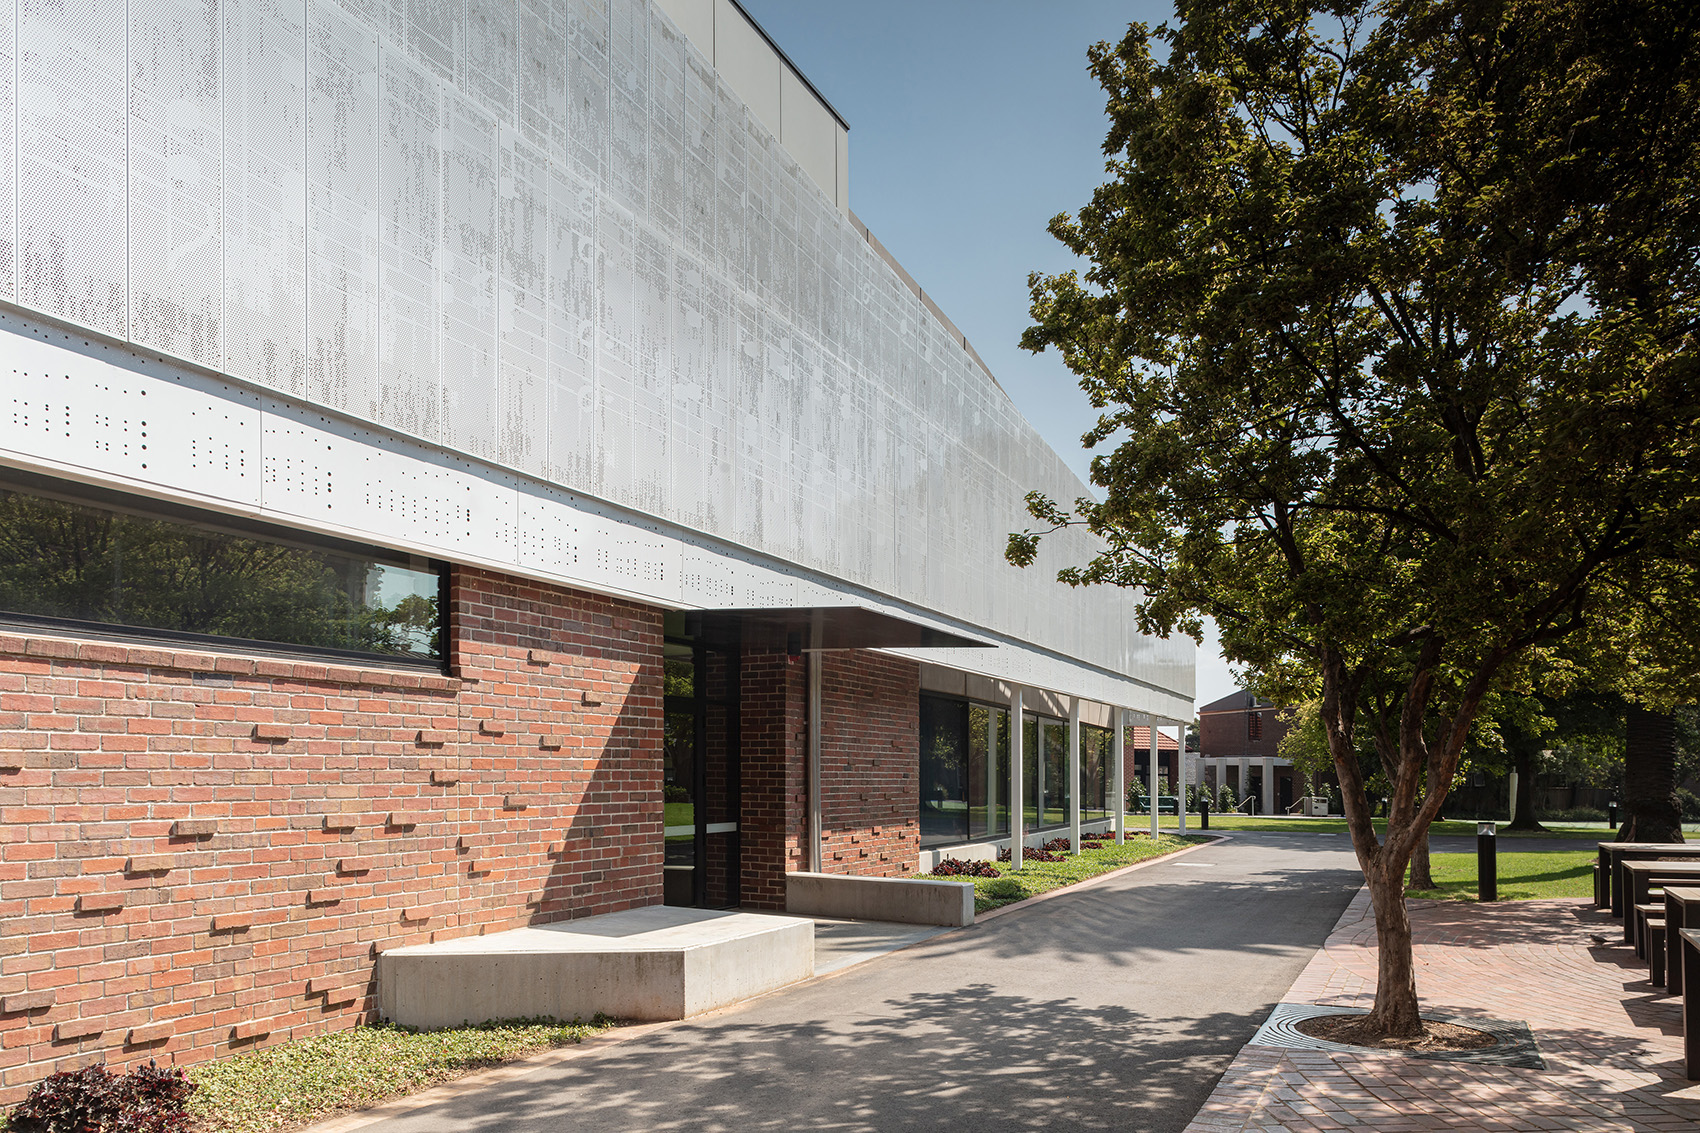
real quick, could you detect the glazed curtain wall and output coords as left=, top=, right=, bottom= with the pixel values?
left=0, top=0, right=1190, bottom=699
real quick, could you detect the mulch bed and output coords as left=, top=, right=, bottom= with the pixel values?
left=1295, top=1013, right=1498, bottom=1053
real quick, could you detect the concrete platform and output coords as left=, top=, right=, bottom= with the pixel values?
left=378, top=906, right=813, bottom=1028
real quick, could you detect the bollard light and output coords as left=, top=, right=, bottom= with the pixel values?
left=1200, top=795, right=1210, bottom=831
left=1608, top=801, right=1619, bottom=829
left=1477, top=821, right=1498, bottom=902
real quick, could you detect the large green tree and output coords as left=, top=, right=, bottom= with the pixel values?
left=1010, top=0, right=1699, bottom=1037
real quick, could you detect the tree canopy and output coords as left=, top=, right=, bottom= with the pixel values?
left=1010, top=0, right=1699, bottom=1036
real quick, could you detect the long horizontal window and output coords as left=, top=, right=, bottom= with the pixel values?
left=0, top=479, right=444, bottom=665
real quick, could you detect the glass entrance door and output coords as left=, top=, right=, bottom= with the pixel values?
left=662, top=631, right=740, bottom=907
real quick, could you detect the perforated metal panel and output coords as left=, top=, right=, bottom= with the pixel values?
left=307, top=0, right=379, bottom=416
left=128, top=0, right=222, bottom=369
left=0, top=7, right=15, bottom=301
left=224, top=0, right=308, bottom=397
left=17, top=0, right=128, bottom=336
left=0, top=312, right=262, bottom=507
left=0, top=0, right=1196, bottom=703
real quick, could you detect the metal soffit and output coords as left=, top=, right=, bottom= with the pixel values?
left=688, top=606, right=993, bottom=653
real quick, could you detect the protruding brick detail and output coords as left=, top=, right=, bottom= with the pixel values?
left=2, top=992, right=54, bottom=1014
left=580, top=690, right=604, bottom=707
left=125, top=1023, right=173, bottom=1047
left=527, top=649, right=555, bottom=666
left=502, top=794, right=535, bottom=810
left=414, top=729, right=449, bottom=746
left=401, top=908, right=432, bottom=923
left=125, top=855, right=172, bottom=874
left=229, top=1021, right=270, bottom=1044
left=250, top=723, right=291, bottom=743
left=320, top=814, right=360, bottom=833
left=53, top=1021, right=103, bottom=1042
left=211, top=913, right=253, bottom=933
left=0, top=759, right=23, bottom=773
left=478, top=719, right=506, bottom=736
left=335, top=858, right=372, bottom=875
left=76, top=894, right=124, bottom=914
left=0, top=567, right=662, bottom=1101
left=307, top=978, right=360, bottom=1006
left=430, top=768, right=461, bottom=786
left=538, top=734, right=565, bottom=750
left=386, top=811, right=422, bottom=828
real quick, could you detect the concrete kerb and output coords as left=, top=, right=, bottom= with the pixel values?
left=298, top=832, right=1229, bottom=1133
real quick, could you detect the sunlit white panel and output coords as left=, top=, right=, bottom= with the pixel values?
left=336, top=0, right=404, bottom=46
left=498, top=127, right=550, bottom=472
left=517, top=482, right=681, bottom=604
left=677, top=540, right=796, bottom=610
left=261, top=397, right=518, bottom=562
left=128, top=0, right=222, bottom=369
left=377, top=48, right=442, bottom=442
left=0, top=9, right=15, bottom=300
left=606, top=0, right=645, bottom=216
left=440, top=90, right=499, bottom=457
left=224, top=0, right=307, bottom=398
left=568, top=0, right=608, bottom=188
left=457, top=0, right=514, bottom=122
left=543, top=166, right=596, bottom=492
left=16, top=0, right=127, bottom=337
left=518, top=0, right=569, bottom=159
left=713, top=75, right=745, bottom=292
left=681, top=45, right=714, bottom=263
left=628, top=225, right=669, bottom=516
left=0, top=312, right=262, bottom=508
left=404, top=0, right=454, bottom=82
left=646, top=5, right=683, bottom=241
left=307, top=0, right=380, bottom=418
left=596, top=194, right=635, bottom=376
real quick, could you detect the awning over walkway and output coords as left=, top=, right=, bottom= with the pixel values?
left=686, top=605, right=991, bottom=653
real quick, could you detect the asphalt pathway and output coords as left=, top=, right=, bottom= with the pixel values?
left=343, top=834, right=1363, bottom=1133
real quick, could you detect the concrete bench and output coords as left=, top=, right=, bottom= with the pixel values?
left=378, top=906, right=814, bottom=1028
left=786, top=871, right=974, bottom=926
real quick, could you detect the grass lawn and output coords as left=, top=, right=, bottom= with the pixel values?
left=184, top=1016, right=615, bottom=1133
left=924, top=833, right=1209, bottom=912
left=1405, top=850, right=1594, bottom=902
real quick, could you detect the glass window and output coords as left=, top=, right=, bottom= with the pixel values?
left=1042, top=721, right=1070, bottom=830
left=920, top=695, right=970, bottom=847
left=1081, top=724, right=1112, bottom=822
left=967, top=704, right=1010, bottom=839
left=1023, top=716, right=1041, bottom=833
left=0, top=482, right=443, bottom=663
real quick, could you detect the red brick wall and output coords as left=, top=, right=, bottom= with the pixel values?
left=0, top=566, right=662, bottom=1100
left=737, top=650, right=921, bottom=909
left=819, top=652, right=919, bottom=876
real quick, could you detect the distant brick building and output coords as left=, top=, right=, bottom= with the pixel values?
left=1197, top=691, right=1299, bottom=814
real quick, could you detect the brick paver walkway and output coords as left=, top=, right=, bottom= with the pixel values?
left=1184, top=889, right=1700, bottom=1131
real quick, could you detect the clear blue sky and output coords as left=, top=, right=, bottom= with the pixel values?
left=739, top=0, right=1239, bottom=710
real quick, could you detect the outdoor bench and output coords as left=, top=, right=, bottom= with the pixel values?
left=1617, top=860, right=1700, bottom=944
left=1664, top=887, right=1700, bottom=995
left=1597, top=843, right=1700, bottom=915
left=1681, top=928, right=1700, bottom=1081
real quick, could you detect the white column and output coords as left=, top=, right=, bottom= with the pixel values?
left=1148, top=718, right=1160, bottom=838
left=1238, top=758, right=1250, bottom=810
left=1262, top=756, right=1276, bottom=815
left=1175, top=724, right=1188, bottom=835
left=1112, top=708, right=1126, bottom=844
left=986, top=709, right=1000, bottom=839
left=1009, top=686, right=1025, bottom=869
left=1067, top=699, right=1081, bottom=851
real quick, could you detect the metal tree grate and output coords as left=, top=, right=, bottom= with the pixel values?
left=1249, top=1002, right=1546, bottom=1070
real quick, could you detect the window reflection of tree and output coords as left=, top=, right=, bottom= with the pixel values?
left=0, top=491, right=438, bottom=658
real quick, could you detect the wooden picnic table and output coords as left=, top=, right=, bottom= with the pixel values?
left=1618, top=860, right=1700, bottom=945
left=1664, top=887, right=1700, bottom=995
left=1681, top=928, right=1700, bottom=1081
left=1597, top=842, right=1700, bottom=916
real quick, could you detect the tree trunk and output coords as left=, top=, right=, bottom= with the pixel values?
left=1408, top=836, right=1432, bottom=891
left=1505, top=737, right=1545, bottom=832
left=1619, top=704, right=1683, bottom=843
left=1364, top=863, right=1422, bottom=1035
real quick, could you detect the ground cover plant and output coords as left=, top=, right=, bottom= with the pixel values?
left=5, top=1062, right=193, bottom=1133
left=1409, top=851, right=1594, bottom=901
left=182, top=1016, right=613, bottom=1133
left=928, top=833, right=1205, bottom=912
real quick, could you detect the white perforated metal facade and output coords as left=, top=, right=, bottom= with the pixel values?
left=0, top=0, right=1193, bottom=714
